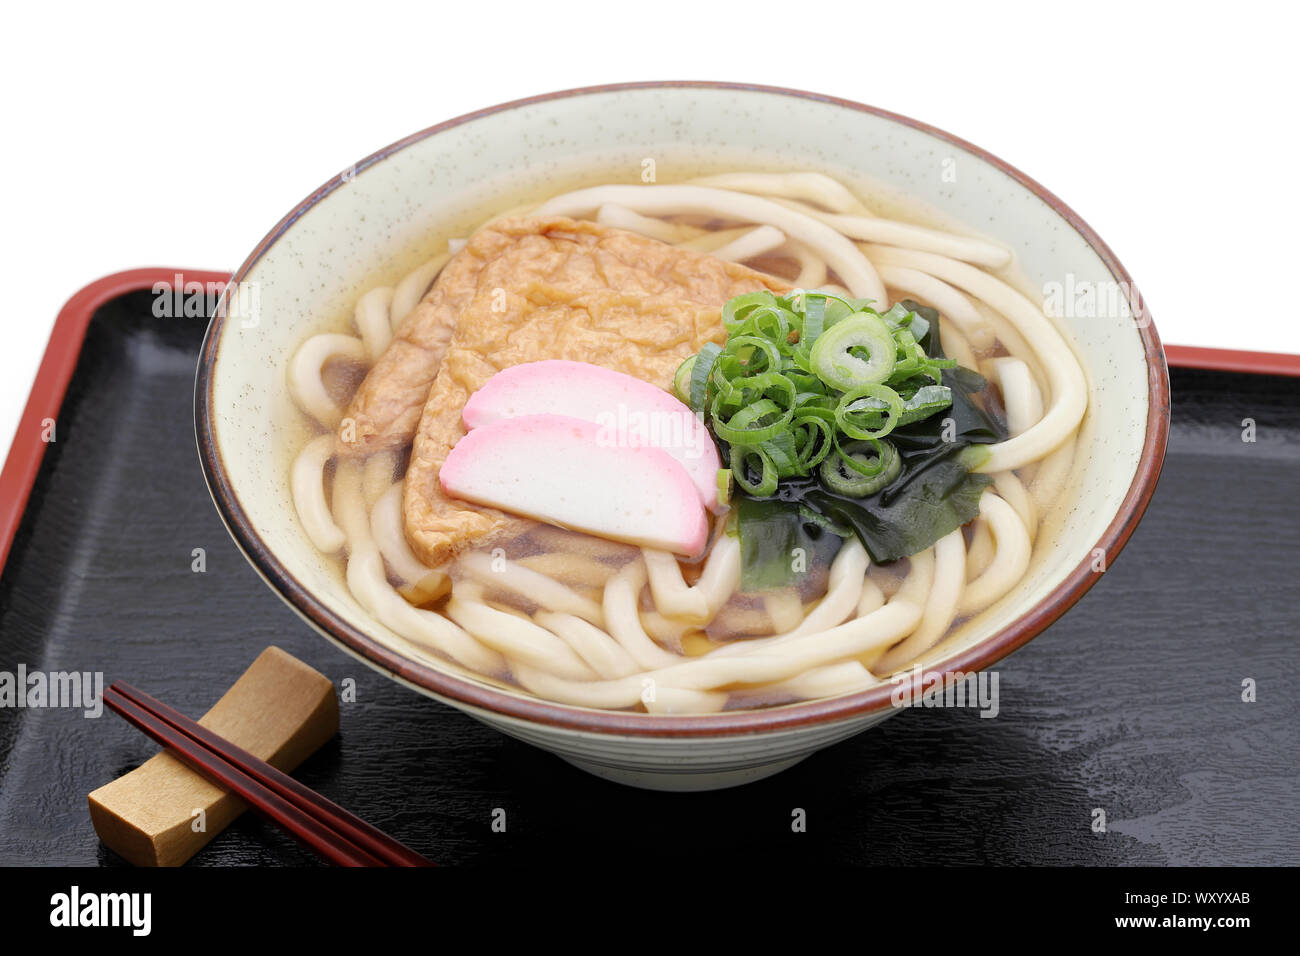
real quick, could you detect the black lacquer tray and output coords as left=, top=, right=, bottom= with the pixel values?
left=1, top=271, right=1296, bottom=866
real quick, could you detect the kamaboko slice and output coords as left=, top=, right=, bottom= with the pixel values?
left=440, top=413, right=709, bottom=556
left=462, top=360, right=721, bottom=512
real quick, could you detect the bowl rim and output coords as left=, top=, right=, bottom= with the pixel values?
left=195, top=80, right=1170, bottom=738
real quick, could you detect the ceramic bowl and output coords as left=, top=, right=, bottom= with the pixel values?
left=196, top=82, right=1169, bottom=791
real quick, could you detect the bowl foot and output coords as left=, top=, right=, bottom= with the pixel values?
left=559, top=753, right=810, bottom=791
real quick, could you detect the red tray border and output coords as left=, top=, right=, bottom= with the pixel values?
left=0, top=268, right=230, bottom=570
left=1, top=269, right=1296, bottom=576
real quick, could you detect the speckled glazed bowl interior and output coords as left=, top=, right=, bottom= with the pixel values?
left=197, top=82, right=1168, bottom=791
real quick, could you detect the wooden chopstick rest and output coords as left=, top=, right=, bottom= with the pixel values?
left=88, top=646, right=338, bottom=866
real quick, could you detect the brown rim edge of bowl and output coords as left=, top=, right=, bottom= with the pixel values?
left=195, top=80, right=1171, bottom=738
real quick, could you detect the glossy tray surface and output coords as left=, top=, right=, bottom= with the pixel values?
left=0, top=275, right=1296, bottom=865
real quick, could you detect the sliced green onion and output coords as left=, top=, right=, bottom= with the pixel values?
left=760, top=430, right=801, bottom=478
left=896, top=384, right=953, bottom=426
left=801, top=295, right=826, bottom=347
left=673, top=355, right=695, bottom=404
left=835, top=383, right=904, bottom=440
left=809, top=312, right=896, bottom=391
left=717, top=468, right=734, bottom=508
left=718, top=334, right=781, bottom=377
left=819, top=439, right=901, bottom=497
left=822, top=296, right=870, bottom=329
left=689, top=342, right=722, bottom=413
left=831, top=433, right=886, bottom=477
left=726, top=398, right=782, bottom=430
left=731, top=444, right=779, bottom=496
left=722, top=291, right=778, bottom=331
left=880, top=302, right=915, bottom=328
left=675, top=289, right=981, bottom=508
left=792, top=411, right=836, bottom=472
left=743, top=306, right=792, bottom=343
left=709, top=372, right=797, bottom=445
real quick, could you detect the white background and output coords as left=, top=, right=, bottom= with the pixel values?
left=2, top=1, right=1295, bottom=463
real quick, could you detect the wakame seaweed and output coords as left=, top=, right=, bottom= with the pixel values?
left=734, top=494, right=847, bottom=592
left=734, top=302, right=1007, bottom=588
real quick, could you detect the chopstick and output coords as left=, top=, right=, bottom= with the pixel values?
left=103, top=681, right=434, bottom=867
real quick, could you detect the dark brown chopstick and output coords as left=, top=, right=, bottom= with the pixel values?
left=112, top=680, right=433, bottom=867
left=102, top=687, right=382, bottom=866
left=103, top=682, right=434, bottom=867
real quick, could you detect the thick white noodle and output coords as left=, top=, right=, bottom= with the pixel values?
left=784, top=240, right=829, bottom=288
left=863, top=244, right=1087, bottom=473
left=288, top=333, right=368, bottom=428
left=291, top=434, right=346, bottom=553
left=331, top=459, right=371, bottom=544
left=985, top=357, right=1044, bottom=437
left=774, top=198, right=1013, bottom=268
left=708, top=225, right=787, bottom=263
left=332, top=461, right=503, bottom=674
left=354, top=286, right=395, bottom=360
left=596, top=203, right=704, bottom=242
left=639, top=610, right=695, bottom=647
left=871, top=529, right=966, bottom=675
left=856, top=577, right=886, bottom=616
left=936, top=319, right=979, bottom=373
left=346, top=545, right=502, bottom=674
left=736, top=661, right=881, bottom=706
left=877, top=263, right=994, bottom=348
left=713, top=546, right=930, bottom=660
left=456, top=550, right=604, bottom=627
left=446, top=582, right=598, bottom=681
left=370, top=483, right=448, bottom=595
left=778, top=538, right=868, bottom=639
left=603, top=561, right=683, bottom=670
left=643, top=686, right=729, bottom=715
left=764, top=589, right=805, bottom=634
left=509, top=548, right=935, bottom=707
left=675, top=225, right=753, bottom=252
left=534, top=184, right=887, bottom=304
left=641, top=549, right=710, bottom=623
left=966, top=520, right=995, bottom=581
left=641, top=535, right=741, bottom=625
left=534, top=610, right=640, bottom=680
left=687, top=171, right=871, bottom=214
left=992, top=470, right=1038, bottom=544
left=517, top=552, right=615, bottom=588
left=390, top=253, right=449, bottom=331
left=971, top=299, right=1049, bottom=399
left=692, top=535, right=743, bottom=606
left=360, top=450, right=394, bottom=508
left=509, top=551, right=933, bottom=710
left=957, top=491, right=1032, bottom=617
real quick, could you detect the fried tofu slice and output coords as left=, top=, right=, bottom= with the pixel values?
left=337, top=215, right=790, bottom=568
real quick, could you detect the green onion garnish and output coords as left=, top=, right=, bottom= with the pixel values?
left=809, top=312, right=896, bottom=391
left=820, top=438, right=901, bottom=497
left=681, top=290, right=963, bottom=502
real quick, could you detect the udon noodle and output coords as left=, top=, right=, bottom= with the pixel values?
left=286, top=171, right=1086, bottom=714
